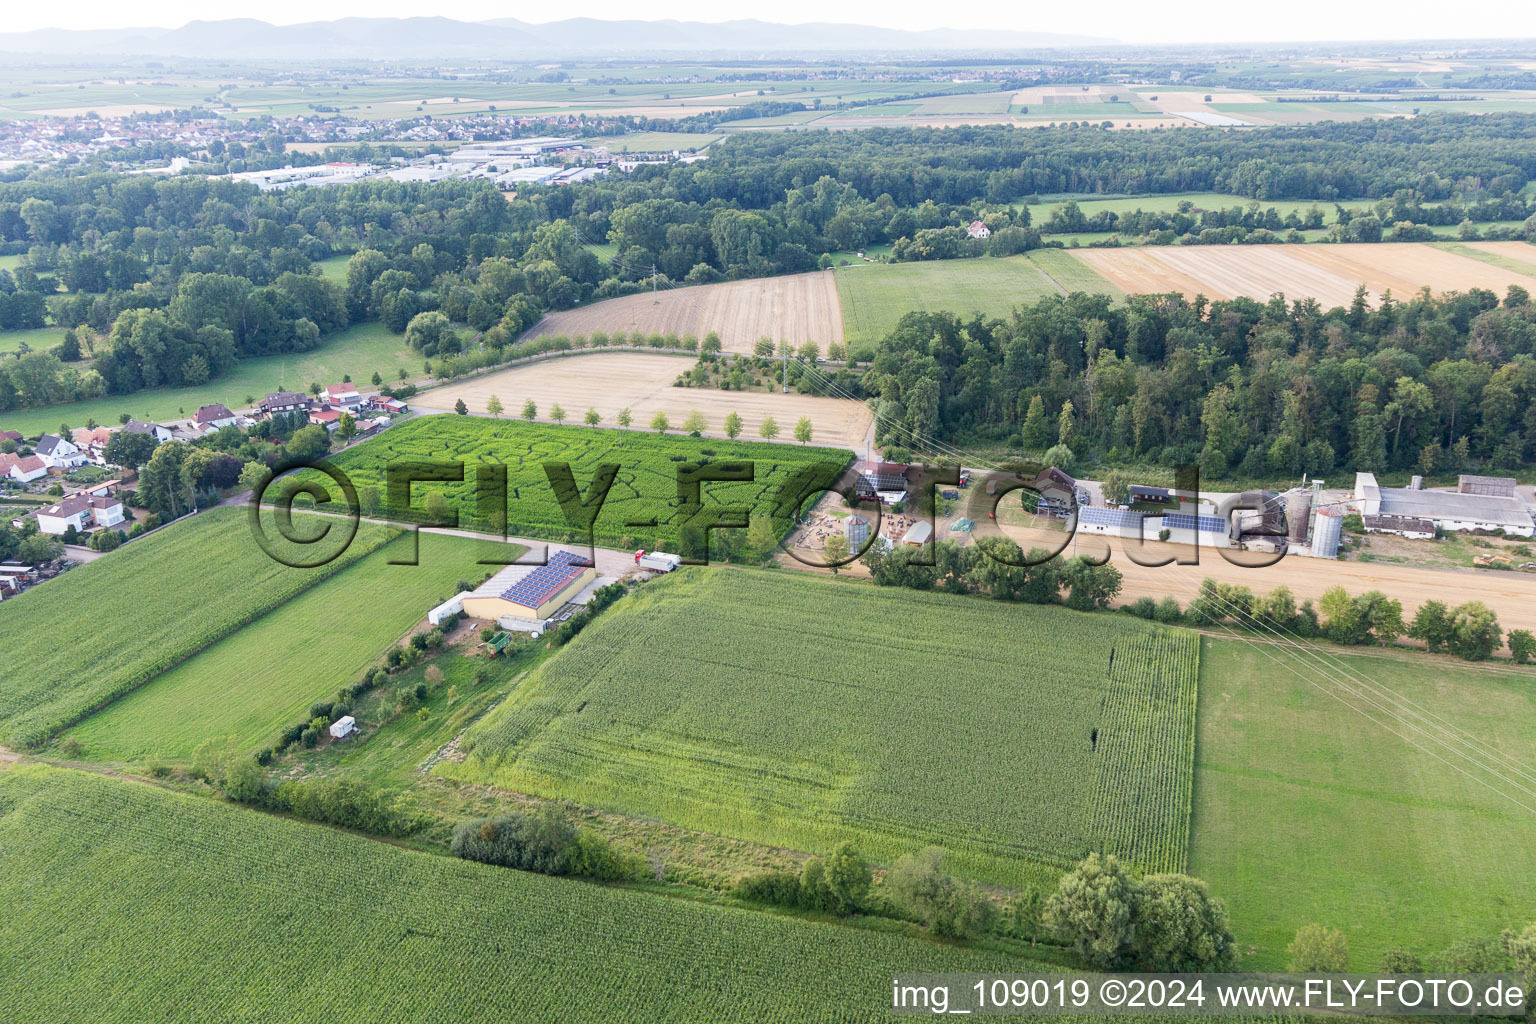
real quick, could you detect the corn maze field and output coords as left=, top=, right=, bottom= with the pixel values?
left=1081, top=630, right=1201, bottom=873
left=309, top=415, right=852, bottom=550
left=446, top=570, right=1202, bottom=886
left=0, top=764, right=1043, bottom=1023
left=0, top=508, right=398, bottom=749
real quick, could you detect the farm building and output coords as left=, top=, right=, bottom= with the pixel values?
left=1363, top=515, right=1436, bottom=540
left=845, top=515, right=871, bottom=546
left=1128, top=485, right=1171, bottom=505
left=1354, top=472, right=1534, bottom=537
left=329, top=716, right=356, bottom=740
left=426, top=593, right=465, bottom=626
left=461, top=550, right=597, bottom=627
left=899, top=521, right=933, bottom=548
left=966, top=220, right=991, bottom=239
left=1032, top=467, right=1078, bottom=507
left=854, top=462, right=910, bottom=504
left=1229, top=490, right=1285, bottom=547
left=1075, top=506, right=1148, bottom=538
left=1158, top=512, right=1232, bottom=548
left=1458, top=474, right=1517, bottom=497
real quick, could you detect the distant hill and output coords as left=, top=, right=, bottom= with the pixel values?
left=0, top=17, right=1113, bottom=58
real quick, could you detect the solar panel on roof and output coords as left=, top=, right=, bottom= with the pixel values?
left=1163, top=513, right=1227, bottom=533
left=1077, top=507, right=1146, bottom=529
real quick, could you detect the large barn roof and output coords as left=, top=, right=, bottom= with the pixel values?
left=496, top=549, right=593, bottom=608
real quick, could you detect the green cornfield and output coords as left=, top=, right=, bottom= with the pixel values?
left=62, top=532, right=505, bottom=762
left=310, top=414, right=852, bottom=549
left=0, top=508, right=397, bottom=748
left=0, top=764, right=1043, bottom=1023
left=1081, top=631, right=1201, bottom=873
left=445, top=570, right=1201, bottom=886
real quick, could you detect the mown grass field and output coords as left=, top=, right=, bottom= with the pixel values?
left=0, top=508, right=397, bottom=749
left=1, top=321, right=419, bottom=436
left=445, top=570, right=1200, bottom=887
left=310, top=414, right=852, bottom=550
left=1190, top=637, right=1536, bottom=969
left=63, top=532, right=509, bottom=762
left=0, top=326, right=70, bottom=356
left=834, top=256, right=1074, bottom=346
left=0, top=763, right=1047, bottom=1023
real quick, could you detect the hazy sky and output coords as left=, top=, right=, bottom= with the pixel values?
left=9, top=0, right=1536, bottom=44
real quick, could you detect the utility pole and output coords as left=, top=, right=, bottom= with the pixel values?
left=651, top=263, right=658, bottom=304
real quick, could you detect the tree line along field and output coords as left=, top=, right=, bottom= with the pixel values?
left=0, top=321, right=419, bottom=437
left=1190, top=637, right=1536, bottom=970
left=444, top=569, right=1201, bottom=888
left=311, top=415, right=852, bottom=551
left=62, top=532, right=505, bottom=763
left=0, top=508, right=400, bottom=749
left=0, top=764, right=1049, bottom=1023
left=419, top=352, right=875, bottom=451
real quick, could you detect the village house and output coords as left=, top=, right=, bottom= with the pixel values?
left=258, top=391, right=309, bottom=416
left=31, top=492, right=125, bottom=536
left=322, top=383, right=363, bottom=410
left=0, top=452, right=48, bottom=483
left=193, top=404, right=240, bottom=430
left=35, top=434, right=88, bottom=471
left=124, top=420, right=174, bottom=443
left=71, top=426, right=116, bottom=465
left=966, top=219, right=991, bottom=239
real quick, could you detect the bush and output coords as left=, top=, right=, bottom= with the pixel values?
left=1289, top=923, right=1350, bottom=971
left=300, top=727, right=319, bottom=748
left=886, top=847, right=996, bottom=938
left=450, top=809, right=579, bottom=875
left=735, top=870, right=804, bottom=908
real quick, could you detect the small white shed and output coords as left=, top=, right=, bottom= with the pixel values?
left=329, top=716, right=357, bottom=740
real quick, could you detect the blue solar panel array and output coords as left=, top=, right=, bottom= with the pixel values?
left=499, top=549, right=593, bottom=607
left=1163, top=513, right=1228, bottom=534
left=1077, top=506, right=1147, bottom=529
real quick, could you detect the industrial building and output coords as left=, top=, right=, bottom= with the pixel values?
left=460, top=550, right=598, bottom=630
left=1354, top=472, right=1534, bottom=537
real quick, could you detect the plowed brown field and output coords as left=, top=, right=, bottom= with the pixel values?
left=1072, top=243, right=1536, bottom=308
left=419, top=351, right=873, bottom=452
left=525, top=273, right=843, bottom=354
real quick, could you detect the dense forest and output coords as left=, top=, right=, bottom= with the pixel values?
left=854, top=286, right=1536, bottom=482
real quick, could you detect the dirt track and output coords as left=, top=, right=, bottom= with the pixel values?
left=527, top=273, right=843, bottom=354
left=997, top=525, right=1536, bottom=635
left=419, top=351, right=874, bottom=452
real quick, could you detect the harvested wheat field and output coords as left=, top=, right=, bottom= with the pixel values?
left=1072, top=243, right=1536, bottom=308
left=993, top=523, right=1536, bottom=638
left=1465, top=241, right=1536, bottom=276
left=525, top=273, right=843, bottom=354
left=419, top=351, right=873, bottom=451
